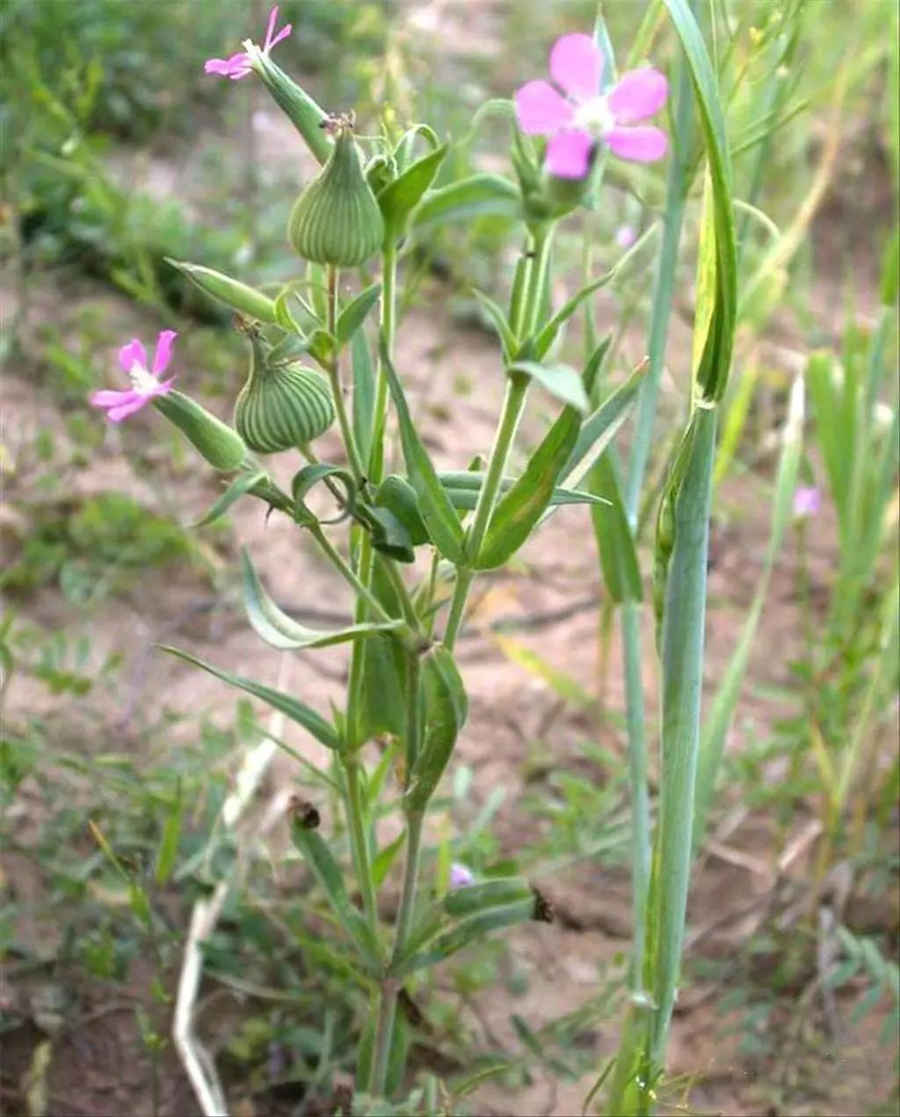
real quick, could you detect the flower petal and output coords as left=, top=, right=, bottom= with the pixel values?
left=546, top=129, right=595, bottom=179
left=90, top=389, right=136, bottom=407
left=204, top=53, right=251, bottom=79
left=151, top=376, right=176, bottom=397
left=549, top=33, right=603, bottom=102
left=107, top=396, right=152, bottom=422
left=608, top=68, right=668, bottom=124
left=268, top=21, right=292, bottom=50
left=118, top=339, right=148, bottom=374
left=515, top=80, right=574, bottom=135
left=605, top=125, right=668, bottom=162
left=152, top=329, right=178, bottom=374
left=263, top=6, right=279, bottom=48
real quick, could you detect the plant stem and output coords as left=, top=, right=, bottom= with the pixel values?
left=370, top=978, right=399, bottom=1096
left=325, top=264, right=366, bottom=484
left=443, top=224, right=553, bottom=650
left=307, top=523, right=392, bottom=622
left=341, top=755, right=378, bottom=935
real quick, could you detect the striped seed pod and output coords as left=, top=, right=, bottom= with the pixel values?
left=287, top=120, right=384, bottom=267
left=234, top=337, right=334, bottom=453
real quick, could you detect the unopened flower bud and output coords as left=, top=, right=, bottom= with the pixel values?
left=153, top=391, right=247, bottom=471
left=287, top=118, right=385, bottom=267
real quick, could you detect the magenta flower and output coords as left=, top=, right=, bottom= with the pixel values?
left=90, top=330, right=177, bottom=422
left=515, top=33, right=668, bottom=179
left=204, top=5, right=291, bottom=80
left=793, top=485, right=822, bottom=519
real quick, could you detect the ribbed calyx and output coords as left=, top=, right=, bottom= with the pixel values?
left=234, top=337, right=334, bottom=453
left=287, top=121, right=385, bottom=267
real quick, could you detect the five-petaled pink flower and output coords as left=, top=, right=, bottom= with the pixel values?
left=204, top=5, right=291, bottom=81
left=516, top=33, right=668, bottom=179
left=90, top=331, right=177, bottom=422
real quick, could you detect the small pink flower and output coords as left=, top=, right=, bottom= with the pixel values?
left=793, top=486, right=821, bottom=519
left=449, top=863, right=474, bottom=889
left=515, top=33, right=668, bottom=179
left=204, top=5, right=291, bottom=80
left=615, top=224, right=637, bottom=248
left=90, top=330, right=177, bottom=422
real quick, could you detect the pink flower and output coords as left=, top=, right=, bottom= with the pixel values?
left=90, top=330, right=177, bottom=422
left=515, top=33, right=668, bottom=179
left=449, top=863, right=474, bottom=889
left=615, top=224, right=637, bottom=248
left=204, top=5, right=291, bottom=80
left=793, top=486, right=821, bottom=519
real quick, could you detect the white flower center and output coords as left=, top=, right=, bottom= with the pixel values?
left=129, top=361, right=157, bottom=394
left=573, top=95, right=615, bottom=136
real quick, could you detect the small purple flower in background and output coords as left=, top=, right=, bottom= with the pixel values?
left=449, top=862, right=474, bottom=889
left=204, top=5, right=291, bottom=81
left=515, top=33, right=668, bottom=179
left=793, top=485, right=822, bottom=519
left=615, top=224, right=637, bottom=249
left=90, top=330, right=177, bottom=422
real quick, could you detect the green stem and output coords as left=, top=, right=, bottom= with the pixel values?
left=325, top=264, right=366, bottom=484
left=392, top=811, right=424, bottom=962
left=443, top=224, right=553, bottom=650
left=370, top=978, right=399, bottom=1096
left=342, top=755, right=378, bottom=936
left=306, top=523, right=392, bottom=622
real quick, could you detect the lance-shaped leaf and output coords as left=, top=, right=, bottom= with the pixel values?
left=588, top=455, right=643, bottom=603
left=507, top=360, right=589, bottom=413
left=160, top=646, right=339, bottom=750
left=404, top=645, right=468, bottom=814
left=336, top=283, right=381, bottom=346
left=166, top=259, right=278, bottom=323
left=558, top=360, right=648, bottom=491
left=471, top=289, right=516, bottom=363
left=391, top=897, right=536, bottom=978
left=438, top=473, right=608, bottom=511
left=241, top=549, right=404, bottom=650
left=351, top=328, right=376, bottom=469
left=194, top=469, right=268, bottom=528
left=474, top=407, right=581, bottom=571
left=290, top=819, right=381, bottom=971
left=291, top=464, right=356, bottom=524
left=378, top=145, right=448, bottom=239
left=380, top=336, right=467, bottom=564
left=532, top=271, right=614, bottom=359
left=411, top=172, right=521, bottom=232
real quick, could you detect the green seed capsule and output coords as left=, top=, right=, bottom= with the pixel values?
left=153, top=390, right=247, bottom=471
left=234, top=337, right=334, bottom=453
left=287, top=123, right=385, bottom=267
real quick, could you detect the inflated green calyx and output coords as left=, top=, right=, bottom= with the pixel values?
left=287, top=117, right=385, bottom=267
left=234, top=335, right=334, bottom=453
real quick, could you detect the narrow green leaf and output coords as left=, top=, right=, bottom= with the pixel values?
left=291, top=820, right=380, bottom=970
left=559, top=361, right=648, bottom=490
left=378, top=145, right=448, bottom=236
left=374, top=476, right=430, bottom=546
left=379, top=336, right=467, bottom=564
left=241, top=549, right=403, bottom=650
left=471, top=288, right=516, bottom=362
left=404, top=645, right=468, bottom=813
left=160, top=646, right=339, bottom=750
left=411, top=173, right=521, bottom=232
left=444, top=482, right=608, bottom=511
left=372, top=831, right=406, bottom=888
left=336, top=283, right=381, bottom=345
left=588, top=455, right=643, bottom=603
left=664, top=0, right=737, bottom=402
left=507, top=361, right=589, bottom=412
left=392, top=899, right=535, bottom=978
left=154, top=784, right=182, bottom=885
left=475, top=408, right=581, bottom=570
left=193, top=469, right=268, bottom=528
left=351, top=327, right=376, bottom=469
left=532, top=272, right=613, bottom=359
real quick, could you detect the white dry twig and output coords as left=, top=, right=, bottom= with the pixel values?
left=172, top=656, right=290, bottom=1116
